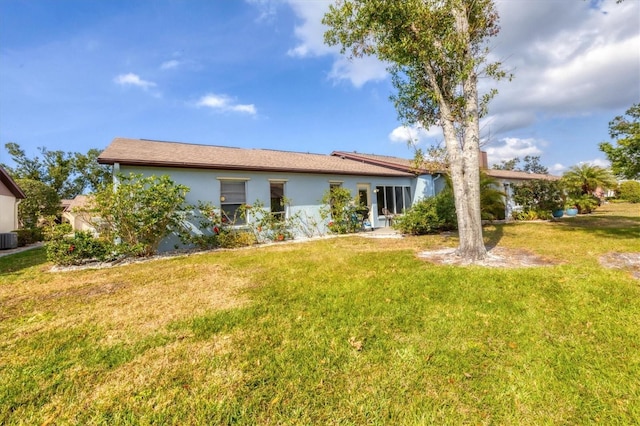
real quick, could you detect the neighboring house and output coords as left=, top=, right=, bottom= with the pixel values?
left=98, top=138, right=433, bottom=250
left=483, top=169, right=560, bottom=218
left=0, top=166, right=26, bottom=233
left=62, top=195, right=97, bottom=233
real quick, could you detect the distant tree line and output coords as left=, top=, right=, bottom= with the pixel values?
left=2, top=142, right=111, bottom=228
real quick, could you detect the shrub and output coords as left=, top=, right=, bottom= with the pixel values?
left=393, top=189, right=457, bottom=235
left=217, top=230, right=256, bottom=248
left=320, top=187, right=361, bottom=234
left=240, top=199, right=302, bottom=243
left=574, top=194, right=600, bottom=214
left=511, top=209, right=552, bottom=221
left=45, top=227, right=116, bottom=266
left=90, top=174, right=189, bottom=256
left=512, top=179, right=564, bottom=213
left=618, top=180, right=640, bottom=203
left=13, top=228, right=44, bottom=247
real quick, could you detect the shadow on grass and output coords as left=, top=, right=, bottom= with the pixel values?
left=483, top=223, right=505, bottom=250
left=550, top=215, right=640, bottom=239
left=0, top=247, right=48, bottom=276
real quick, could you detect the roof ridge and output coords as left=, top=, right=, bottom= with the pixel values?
left=137, top=138, right=326, bottom=156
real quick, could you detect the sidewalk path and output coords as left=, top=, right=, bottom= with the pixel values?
left=0, top=242, right=44, bottom=258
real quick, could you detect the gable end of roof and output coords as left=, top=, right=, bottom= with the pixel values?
left=0, top=167, right=26, bottom=199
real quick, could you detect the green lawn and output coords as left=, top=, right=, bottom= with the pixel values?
left=1, top=203, right=639, bottom=424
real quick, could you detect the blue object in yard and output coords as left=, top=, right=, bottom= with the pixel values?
left=565, top=208, right=578, bottom=217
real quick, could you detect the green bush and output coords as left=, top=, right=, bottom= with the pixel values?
left=91, top=174, right=190, bottom=256
left=240, top=199, right=301, bottom=243
left=13, top=228, right=44, bottom=247
left=511, top=209, right=552, bottom=221
left=618, top=181, right=640, bottom=203
left=217, top=230, right=256, bottom=248
left=574, top=194, right=600, bottom=214
left=512, top=179, right=564, bottom=213
left=46, top=229, right=116, bottom=266
left=393, top=190, right=456, bottom=235
left=320, top=187, right=361, bottom=234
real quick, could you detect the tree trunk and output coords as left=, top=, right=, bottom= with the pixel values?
left=441, top=71, right=487, bottom=261
left=443, top=124, right=487, bottom=261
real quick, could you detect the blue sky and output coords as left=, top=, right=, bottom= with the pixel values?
left=1, top=0, right=638, bottom=175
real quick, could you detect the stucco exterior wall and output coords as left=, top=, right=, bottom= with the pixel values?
left=117, top=165, right=414, bottom=251
left=0, top=193, right=19, bottom=233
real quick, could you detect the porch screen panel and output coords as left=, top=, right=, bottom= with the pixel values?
left=385, top=187, right=394, bottom=213
left=376, top=186, right=385, bottom=215
left=404, top=187, right=412, bottom=210
left=394, top=186, right=404, bottom=213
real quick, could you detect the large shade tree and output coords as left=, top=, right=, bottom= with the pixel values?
left=599, top=103, right=640, bottom=180
left=2, top=143, right=111, bottom=199
left=324, top=0, right=507, bottom=260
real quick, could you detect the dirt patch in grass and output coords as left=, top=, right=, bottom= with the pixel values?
left=599, top=252, right=640, bottom=279
left=418, top=247, right=559, bottom=268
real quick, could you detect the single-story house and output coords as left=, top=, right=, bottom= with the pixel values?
left=97, top=137, right=560, bottom=250
left=98, top=138, right=447, bottom=250
left=0, top=166, right=25, bottom=234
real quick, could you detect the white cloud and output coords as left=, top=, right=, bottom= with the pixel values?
left=160, top=60, right=180, bottom=70
left=389, top=124, right=442, bottom=145
left=549, top=163, right=567, bottom=174
left=580, top=158, right=611, bottom=168
left=484, top=137, right=544, bottom=166
left=286, top=1, right=334, bottom=58
left=488, top=0, right=640, bottom=126
left=196, top=93, right=257, bottom=115
left=113, top=73, right=156, bottom=89
left=284, top=0, right=388, bottom=87
left=328, top=56, right=388, bottom=88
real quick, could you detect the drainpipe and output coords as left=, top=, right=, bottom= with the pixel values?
left=14, top=198, right=21, bottom=230
left=113, top=162, right=121, bottom=190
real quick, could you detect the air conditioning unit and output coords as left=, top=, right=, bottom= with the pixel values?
left=0, top=232, right=18, bottom=250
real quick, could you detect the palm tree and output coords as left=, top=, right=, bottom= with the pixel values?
left=562, top=164, right=616, bottom=196
left=480, top=172, right=506, bottom=220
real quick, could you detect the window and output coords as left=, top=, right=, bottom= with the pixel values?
left=270, top=182, right=285, bottom=221
left=220, top=180, right=246, bottom=224
left=376, top=185, right=412, bottom=215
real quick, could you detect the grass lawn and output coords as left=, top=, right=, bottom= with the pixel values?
left=1, top=203, right=639, bottom=424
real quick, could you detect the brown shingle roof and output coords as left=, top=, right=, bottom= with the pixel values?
left=98, top=138, right=414, bottom=177
left=0, top=166, right=26, bottom=199
left=484, top=169, right=560, bottom=181
left=331, top=151, right=561, bottom=181
left=331, top=151, right=446, bottom=173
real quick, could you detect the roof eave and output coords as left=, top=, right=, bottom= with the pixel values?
left=0, top=168, right=26, bottom=199
left=97, top=159, right=413, bottom=178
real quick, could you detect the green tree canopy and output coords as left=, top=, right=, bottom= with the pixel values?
left=14, top=178, right=61, bottom=228
left=599, top=103, right=640, bottom=180
left=323, top=0, right=507, bottom=261
left=2, top=143, right=111, bottom=199
left=492, top=156, right=548, bottom=174
left=562, top=164, right=616, bottom=197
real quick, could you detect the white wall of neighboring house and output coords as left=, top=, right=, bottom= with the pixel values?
left=0, top=183, right=20, bottom=233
